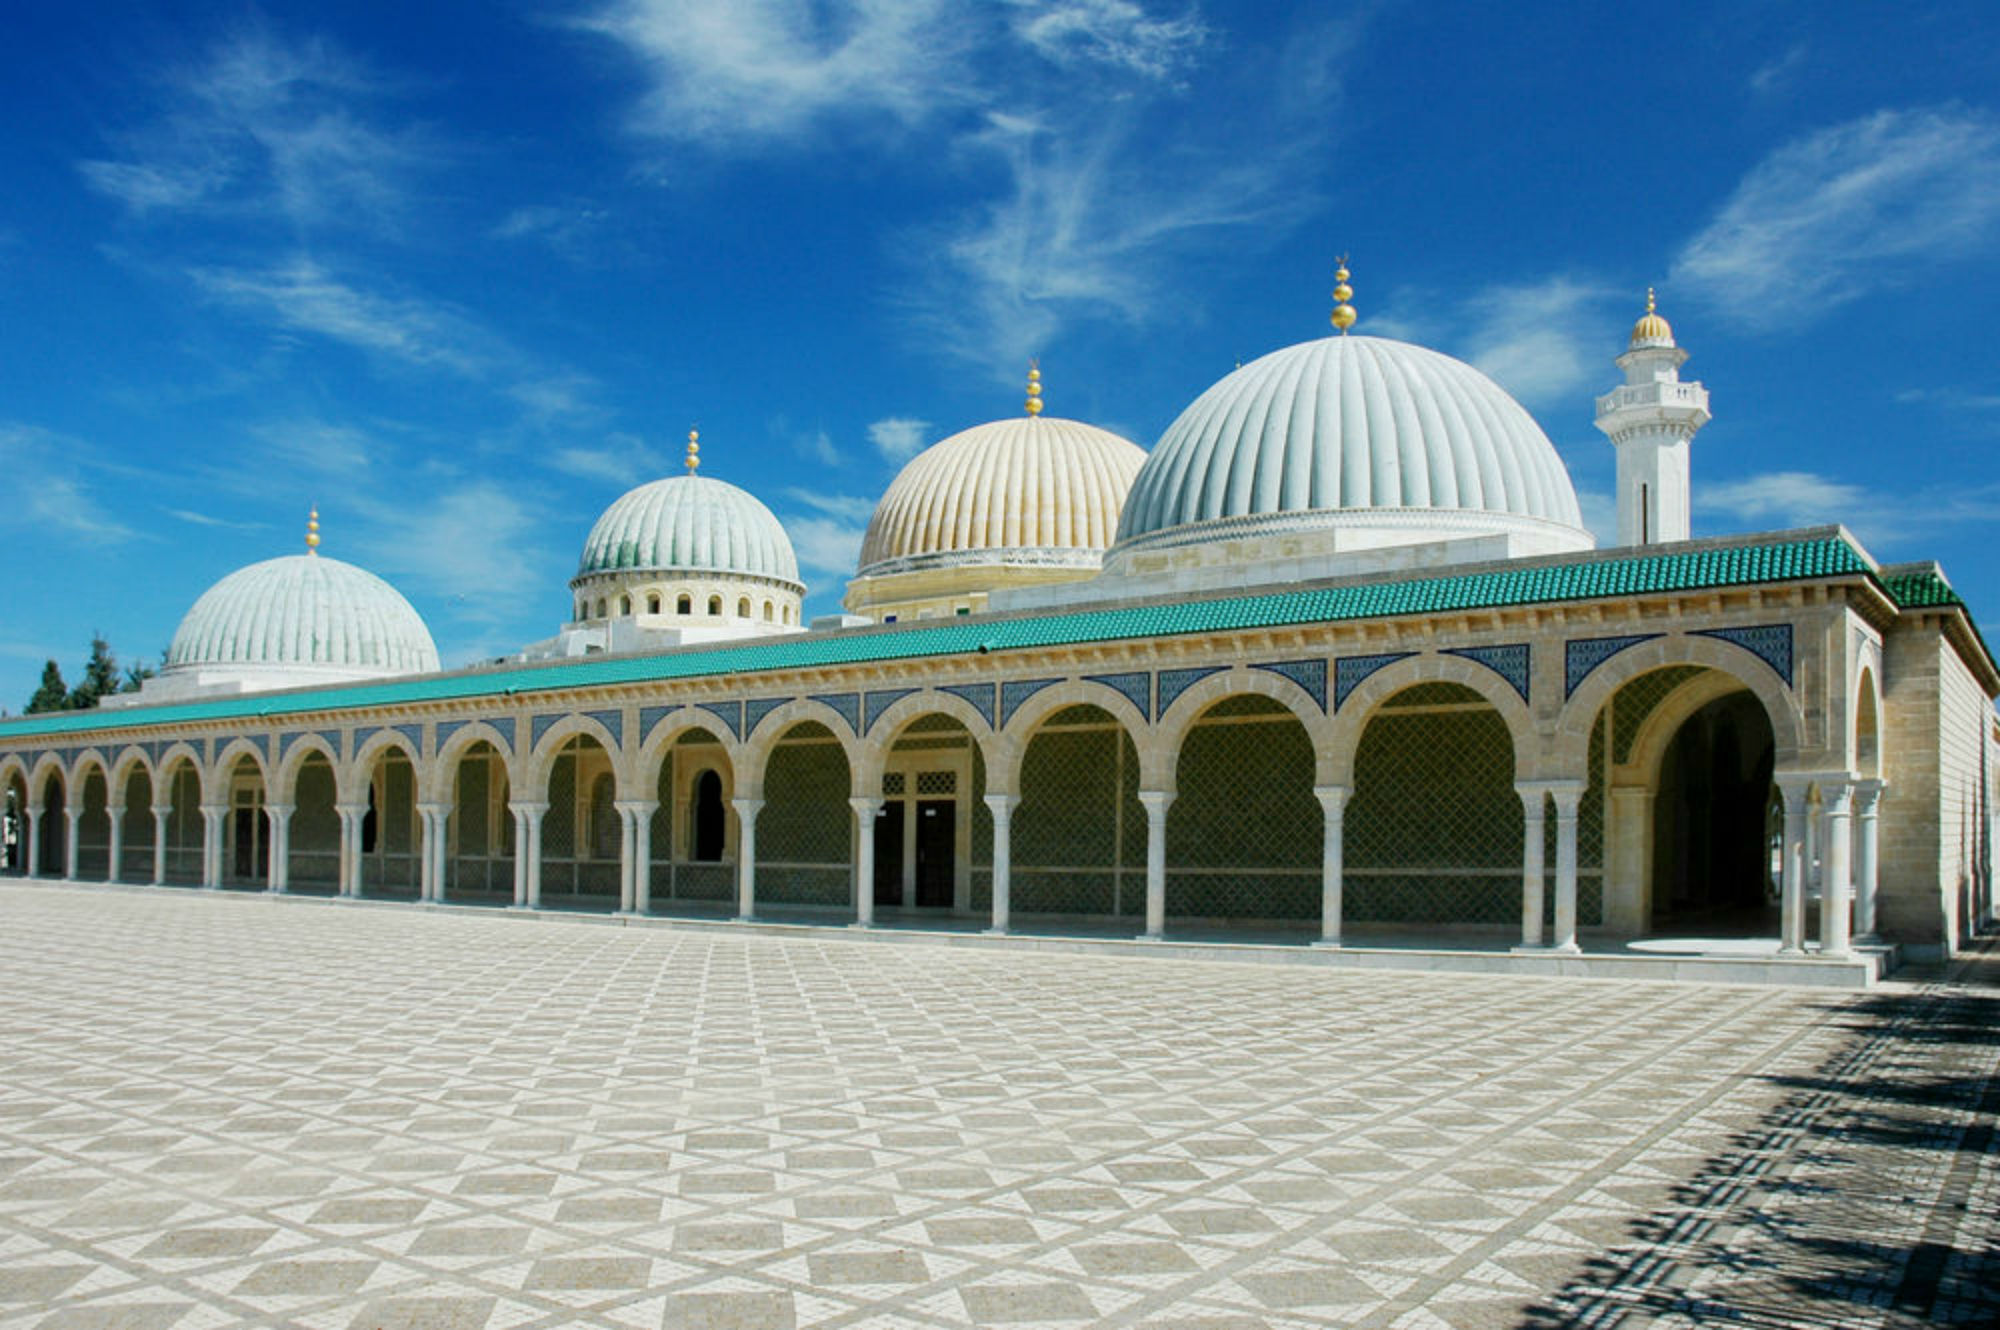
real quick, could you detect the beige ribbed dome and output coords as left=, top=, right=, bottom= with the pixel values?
left=857, top=416, right=1147, bottom=577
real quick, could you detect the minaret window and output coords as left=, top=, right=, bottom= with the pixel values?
left=762, top=600, right=773, bottom=622
left=677, top=593, right=692, bottom=615
left=737, top=596, right=750, bottom=618
left=646, top=592, right=661, bottom=614
left=707, top=594, right=722, bottom=616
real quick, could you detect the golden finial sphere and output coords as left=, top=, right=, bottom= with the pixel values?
left=1331, top=305, right=1357, bottom=331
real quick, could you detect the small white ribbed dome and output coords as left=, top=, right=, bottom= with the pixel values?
left=577, top=474, right=800, bottom=588
left=1115, top=335, right=1588, bottom=552
left=167, top=553, right=439, bottom=676
left=858, top=415, right=1147, bottom=577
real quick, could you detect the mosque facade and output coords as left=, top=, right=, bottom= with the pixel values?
left=2, top=277, right=1995, bottom=974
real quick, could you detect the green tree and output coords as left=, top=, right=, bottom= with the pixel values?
left=120, top=654, right=160, bottom=693
left=25, top=661, right=68, bottom=714
left=67, top=636, right=119, bottom=710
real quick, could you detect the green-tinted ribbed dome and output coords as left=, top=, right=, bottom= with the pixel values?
left=576, top=474, right=801, bottom=586
left=167, top=554, right=439, bottom=675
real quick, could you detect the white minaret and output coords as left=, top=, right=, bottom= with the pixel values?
left=1594, top=290, right=1709, bottom=546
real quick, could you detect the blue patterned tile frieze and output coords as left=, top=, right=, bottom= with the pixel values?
left=864, top=689, right=919, bottom=734
left=999, top=678, right=1062, bottom=729
left=1333, top=652, right=1416, bottom=710
left=1443, top=644, right=1531, bottom=702
left=744, top=696, right=790, bottom=738
left=1155, top=667, right=1225, bottom=720
left=1695, top=624, right=1795, bottom=687
left=585, top=710, right=624, bottom=747
left=941, top=682, right=998, bottom=728
left=1564, top=634, right=1663, bottom=697
left=1083, top=671, right=1152, bottom=719
left=809, top=693, right=862, bottom=735
left=1251, top=659, right=1328, bottom=712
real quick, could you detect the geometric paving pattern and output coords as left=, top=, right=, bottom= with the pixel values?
left=0, top=883, right=1993, bottom=1329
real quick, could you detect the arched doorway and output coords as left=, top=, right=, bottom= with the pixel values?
left=757, top=721, right=852, bottom=911
left=161, top=760, right=202, bottom=885
left=1167, top=695, right=1318, bottom=928
left=875, top=713, right=988, bottom=915
left=646, top=728, right=735, bottom=907
left=288, top=752, right=342, bottom=893
left=219, top=754, right=268, bottom=887
left=1650, top=692, right=1777, bottom=927
left=1347, top=682, right=1526, bottom=925
left=37, top=773, right=66, bottom=877
left=444, top=740, right=510, bottom=901
left=541, top=733, right=617, bottom=908
left=1011, top=704, right=1144, bottom=920
left=2, top=771, right=27, bottom=874
left=118, top=766, right=153, bottom=882
left=75, top=766, right=111, bottom=879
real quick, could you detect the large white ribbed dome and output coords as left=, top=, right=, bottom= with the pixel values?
left=577, top=473, right=800, bottom=588
left=1115, top=335, right=1588, bottom=553
left=858, top=415, right=1147, bottom=577
left=167, top=553, right=439, bottom=676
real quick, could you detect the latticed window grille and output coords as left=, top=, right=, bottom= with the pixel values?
left=291, top=755, right=341, bottom=890
left=541, top=737, right=618, bottom=900
left=1347, top=683, right=1522, bottom=924
left=1167, top=695, right=1319, bottom=922
left=3, top=779, right=26, bottom=875
left=164, top=764, right=202, bottom=883
left=648, top=731, right=735, bottom=902
left=118, top=770, right=152, bottom=880
left=75, top=771, right=111, bottom=879
left=1012, top=704, right=1142, bottom=917
left=445, top=745, right=510, bottom=896
left=757, top=722, right=851, bottom=906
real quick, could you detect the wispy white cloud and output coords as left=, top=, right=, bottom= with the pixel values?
left=580, top=0, right=976, bottom=146
left=915, top=111, right=1301, bottom=373
left=1006, top=0, right=1205, bottom=79
left=1895, top=386, right=2000, bottom=413
left=492, top=203, right=611, bottom=260
left=189, top=257, right=497, bottom=375
left=1704, top=468, right=2000, bottom=545
left=548, top=432, right=669, bottom=487
left=867, top=416, right=931, bottom=462
left=1461, top=276, right=1622, bottom=407
left=787, top=514, right=868, bottom=580
left=356, top=482, right=556, bottom=621
left=1672, top=106, right=2000, bottom=330
left=0, top=424, right=138, bottom=545
left=164, top=508, right=267, bottom=531
left=785, top=490, right=877, bottom=522
left=1748, top=43, right=1807, bottom=97
left=80, top=24, right=426, bottom=230
left=247, top=417, right=378, bottom=476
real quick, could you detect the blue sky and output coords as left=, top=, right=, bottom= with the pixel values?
left=2, top=1, right=1998, bottom=710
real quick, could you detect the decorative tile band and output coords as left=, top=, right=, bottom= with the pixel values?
left=1252, top=659, right=1328, bottom=713
left=1333, top=652, right=1416, bottom=710
left=1084, top=671, right=1152, bottom=719
left=1564, top=634, right=1663, bottom=697
left=1696, top=624, right=1794, bottom=687
left=530, top=713, right=563, bottom=749
left=809, top=693, right=861, bottom=735
left=1156, top=667, right=1225, bottom=720
left=585, top=710, right=624, bottom=747
left=864, top=688, right=919, bottom=734
left=1443, top=644, right=1531, bottom=703
left=999, top=678, right=1062, bottom=729
left=942, top=682, right=998, bottom=729
left=744, top=697, right=789, bottom=738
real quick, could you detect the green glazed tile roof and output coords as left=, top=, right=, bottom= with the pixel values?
left=0, top=532, right=1947, bottom=742
left=1881, top=570, right=1962, bottom=609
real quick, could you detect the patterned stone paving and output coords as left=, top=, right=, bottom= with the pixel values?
left=0, top=882, right=1992, bottom=1329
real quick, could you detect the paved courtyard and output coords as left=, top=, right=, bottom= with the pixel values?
left=0, top=883, right=1993, bottom=1329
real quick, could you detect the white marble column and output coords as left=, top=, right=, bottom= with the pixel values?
left=732, top=797, right=763, bottom=921
left=1515, top=783, right=1548, bottom=949
left=63, top=807, right=80, bottom=882
left=623, top=801, right=656, bottom=915
left=24, top=807, right=41, bottom=879
left=1550, top=781, right=1586, bottom=954
left=200, top=804, right=227, bottom=888
left=151, top=805, right=171, bottom=886
left=850, top=797, right=882, bottom=928
left=509, top=801, right=546, bottom=908
left=1776, top=777, right=1812, bottom=955
left=1821, top=781, right=1855, bottom=958
left=265, top=804, right=293, bottom=893
left=1853, top=780, right=1884, bottom=939
left=335, top=802, right=369, bottom=898
left=1138, top=790, right=1173, bottom=940
left=413, top=803, right=444, bottom=902
left=984, top=794, right=1018, bottom=936
left=1313, top=785, right=1350, bottom=946
left=107, top=808, right=124, bottom=884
